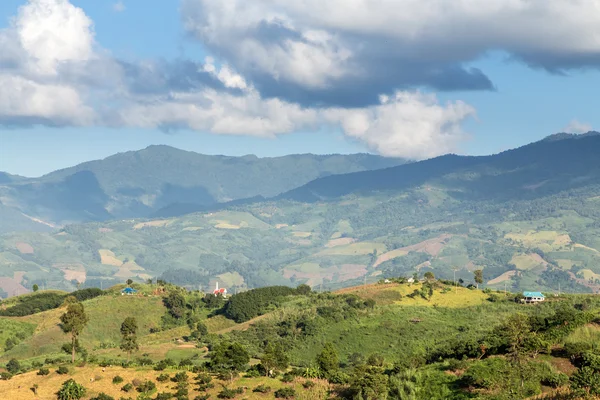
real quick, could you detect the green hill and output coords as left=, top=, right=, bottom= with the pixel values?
left=2, top=282, right=600, bottom=399
left=0, top=147, right=404, bottom=230
left=5, top=134, right=600, bottom=294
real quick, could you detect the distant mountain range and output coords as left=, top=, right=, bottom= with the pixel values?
left=2, top=132, right=600, bottom=296
left=0, top=146, right=405, bottom=232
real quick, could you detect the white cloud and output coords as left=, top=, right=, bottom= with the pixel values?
left=16, top=0, right=95, bottom=75
left=563, top=119, right=593, bottom=134
left=0, top=0, right=476, bottom=160
left=181, top=0, right=600, bottom=97
left=0, top=0, right=96, bottom=125
left=0, top=74, right=94, bottom=125
left=113, top=1, right=125, bottom=12
left=324, top=92, right=475, bottom=159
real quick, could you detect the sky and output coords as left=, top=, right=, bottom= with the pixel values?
left=0, top=0, right=599, bottom=177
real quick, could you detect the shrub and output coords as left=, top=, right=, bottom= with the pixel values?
left=0, top=372, right=12, bottom=380
left=172, top=371, right=189, bottom=383
left=57, top=379, right=86, bottom=400
left=57, top=366, right=69, bottom=375
left=217, top=386, right=244, bottom=399
left=274, top=387, right=297, bottom=399
left=90, top=393, right=115, bottom=400
left=194, top=373, right=212, bottom=384
left=136, top=357, right=153, bottom=366
left=155, top=393, right=173, bottom=400
left=121, top=383, right=134, bottom=392
left=302, top=380, right=316, bottom=389
left=542, top=372, right=569, bottom=388
left=194, top=395, right=210, bottom=400
left=6, top=358, right=20, bottom=374
left=112, top=375, right=124, bottom=384
left=157, top=373, right=170, bottom=382
left=37, top=367, right=50, bottom=376
left=281, top=373, right=294, bottom=383
left=253, top=384, right=271, bottom=393
left=136, top=380, right=157, bottom=393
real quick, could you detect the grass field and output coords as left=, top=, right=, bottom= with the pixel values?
left=1, top=295, right=167, bottom=362
left=0, top=364, right=331, bottom=400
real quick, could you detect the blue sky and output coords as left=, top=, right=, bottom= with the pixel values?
left=0, top=0, right=598, bottom=177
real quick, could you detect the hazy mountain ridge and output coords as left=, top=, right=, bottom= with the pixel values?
left=3, top=133, right=600, bottom=295
left=0, top=146, right=405, bottom=231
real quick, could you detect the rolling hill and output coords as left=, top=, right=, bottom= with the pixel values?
left=2, top=133, right=600, bottom=296
left=1, top=281, right=600, bottom=399
left=0, top=146, right=405, bottom=231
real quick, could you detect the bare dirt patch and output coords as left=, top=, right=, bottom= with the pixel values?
left=325, top=237, right=356, bottom=248
left=98, top=227, right=113, bottom=233
left=375, top=234, right=452, bottom=263
left=488, top=270, right=517, bottom=285
left=133, top=220, right=171, bottom=230
left=283, top=264, right=367, bottom=286
left=275, top=224, right=289, bottom=229
left=13, top=271, right=25, bottom=283
left=63, top=269, right=86, bottom=283
left=0, top=278, right=28, bottom=297
left=15, top=242, right=33, bottom=254
left=374, top=248, right=408, bottom=268
left=99, top=249, right=123, bottom=266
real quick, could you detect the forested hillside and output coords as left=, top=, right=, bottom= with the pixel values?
left=3, top=135, right=600, bottom=296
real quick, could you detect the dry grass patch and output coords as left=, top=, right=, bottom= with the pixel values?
left=98, top=249, right=123, bottom=267
left=133, top=219, right=172, bottom=229
left=487, top=270, right=517, bottom=285
left=15, top=242, right=33, bottom=254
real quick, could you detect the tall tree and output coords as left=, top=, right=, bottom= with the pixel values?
left=60, top=301, right=89, bottom=363
left=209, top=342, right=250, bottom=381
left=316, top=343, right=339, bottom=377
left=260, top=342, right=289, bottom=376
left=474, top=269, right=484, bottom=289
left=120, top=317, right=139, bottom=361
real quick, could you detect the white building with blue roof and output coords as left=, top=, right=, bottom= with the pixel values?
left=522, top=291, right=545, bottom=303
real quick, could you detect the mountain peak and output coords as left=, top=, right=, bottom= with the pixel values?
left=543, top=131, right=600, bottom=142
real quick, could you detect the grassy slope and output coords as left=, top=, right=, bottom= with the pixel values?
left=0, top=365, right=331, bottom=400
left=0, top=294, right=168, bottom=362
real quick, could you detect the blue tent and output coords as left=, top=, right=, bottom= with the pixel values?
left=121, top=287, right=138, bottom=295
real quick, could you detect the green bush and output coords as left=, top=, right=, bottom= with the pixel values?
left=274, top=387, right=297, bottom=399
left=217, top=386, right=244, bottom=399
left=136, top=380, right=157, bottom=393
left=37, top=368, right=50, bottom=376
left=6, top=358, right=20, bottom=374
left=90, top=393, right=115, bottom=400
left=57, top=379, right=86, bottom=400
left=0, top=372, right=12, bottom=380
left=542, top=372, right=569, bottom=388
left=253, top=384, right=271, bottom=393
left=112, top=375, right=124, bottom=384
left=57, top=366, right=69, bottom=375
left=156, top=373, right=170, bottom=382
left=302, top=380, right=316, bottom=389
left=121, top=383, right=134, bottom=392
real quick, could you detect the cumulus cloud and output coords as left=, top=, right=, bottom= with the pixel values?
left=0, top=0, right=96, bottom=125
left=563, top=119, right=593, bottom=134
left=181, top=0, right=600, bottom=107
left=0, top=0, right=476, bottom=160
